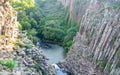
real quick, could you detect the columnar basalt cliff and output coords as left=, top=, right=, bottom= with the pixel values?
left=59, top=0, right=120, bottom=75
left=0, top=1, right=56, bottom=75
left=0, top=0, right=18, bottom=53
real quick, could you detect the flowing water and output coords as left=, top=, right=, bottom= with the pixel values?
left=38, top=43, right=70, bottom=75
left=40, top=44, right=65, bottom=64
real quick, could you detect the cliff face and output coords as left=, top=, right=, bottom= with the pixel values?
left=0, top=1, right=56, bottom=75
left=0, top=0, right=18, bottom=53
left=59, top=0, right=120, bottom=75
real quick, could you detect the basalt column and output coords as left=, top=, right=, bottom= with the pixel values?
left=0, top=0, right=18, bottom=53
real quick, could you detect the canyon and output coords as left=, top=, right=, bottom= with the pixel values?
left=0, top=0, right=120, bottom=75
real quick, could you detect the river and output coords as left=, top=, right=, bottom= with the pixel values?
left=37, top=42, right=70, bottom=75
left=40, top=44, right=65, bottom=64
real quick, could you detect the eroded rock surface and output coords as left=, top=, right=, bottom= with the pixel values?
left=0, top=0, right=56, bottom=75
left=59, top=0, right=120, bottom=75
left=0, top=0, right=18, bottom=53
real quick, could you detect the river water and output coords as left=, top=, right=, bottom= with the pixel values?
left=40, top=44, right=65, bottom=64
left=38, top=43, right=70, bottom=75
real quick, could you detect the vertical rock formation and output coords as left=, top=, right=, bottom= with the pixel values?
left=59, top=0, right=120, bottom=75
left=0, top=1, right=56, bottom=75
left=0, top=0, right=18, bottom=53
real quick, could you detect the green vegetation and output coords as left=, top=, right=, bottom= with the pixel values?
left=34, top=64, right=40, bottom=72
left=96, top=60, right=107, bottom=71
left=10, top=0, right=35, bottom=10
left=24, top=67, right=29, bottom=71
left=0, top=60, right=4, bottom=65
left=42, top=71, right=47, bottom=75
left=100, top=60, right=107, bottom=70
left=112, top=5, right=120, bottom=10
left=89, top=52, right=94, bottom=58
left=10, top=0, right=79, bottom=53
left=108, top=62, right=113, bottom=73
left=5, top=60, right=17, bottom=70
left=77, top=55, right=81, bottom=60
left=25, top=44, right=31, bottom=49
left=116, top=62, right=120, bottom=68
left=0, top=59, right=17, bottom=70
left=116, top=49, right=120, bottom=58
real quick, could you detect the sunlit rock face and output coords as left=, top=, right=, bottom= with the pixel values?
left=59, top=0, right=120, bottom=75
left=0, top=0, right=18, bottom=53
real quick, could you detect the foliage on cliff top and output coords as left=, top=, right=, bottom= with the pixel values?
left=10, top=0, right=35, bottom=10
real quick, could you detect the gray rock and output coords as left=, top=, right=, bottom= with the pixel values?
left=0, top=65, right=3, bottom=71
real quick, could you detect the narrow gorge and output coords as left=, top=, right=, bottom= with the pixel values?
left=0, top=0, right=120, bottom=75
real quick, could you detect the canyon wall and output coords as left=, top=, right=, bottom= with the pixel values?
left=0, top=1, right=55, bottom=75
left=0, top=0, right=18, bottom=53
left=59, top=0, right=120, bottom=75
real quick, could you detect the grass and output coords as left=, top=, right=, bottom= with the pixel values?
left=0, top=59, right=17, bottom=70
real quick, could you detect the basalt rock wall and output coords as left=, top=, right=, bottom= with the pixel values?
left=0, top=0, right=18, bottom=53
left=59, top=0, right=120, bottom=75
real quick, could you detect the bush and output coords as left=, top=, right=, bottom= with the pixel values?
left=4, top=60, right=17, bottom=70
left=116, top=49, right=120, bottom=58
left=0, top=60, right=17, bottom=70
left=0, top=60, right=4, bottom=65
left=34, top=64, right=40, bottom=72
left=100, top=60, right=106, bottom=70
left=42, top=71, right=47, bottom=75
left=18, top=23, right=22, bottom=30
left=25, top=44, right=31, bottom=49
left=116, top=62, right=120, bottom=68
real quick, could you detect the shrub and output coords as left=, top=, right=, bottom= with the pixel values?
left=4, top=60, right=17, bottom=70
left=116, top=49, right=120, bottom=58
left=24, top=67, right=29, bottom=71
left=116, top=62, right=120, bottom=68
left=77, top=55, right=81, bottom=60
left=34, top=64, right=40, bottom=72
left=18, top=23, right=22, bottom=30
left=112, top=5, right=120, bottom=10
left=100, top=60, right=106, bottom=70
left=25, top=44, right=31, bottom=49
left=42, top=71, right=47, bottom=75
left=0, top=60, right=4, bottom=65
left=0, top=60, right=17, bottom=70
left=89, top=52, right=94, bottom=58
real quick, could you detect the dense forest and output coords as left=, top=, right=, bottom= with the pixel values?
left=10, top=0, right=79, bottom=53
